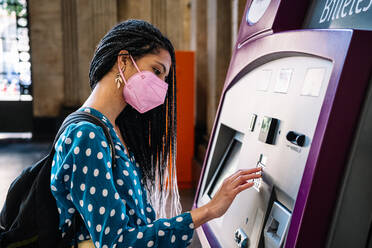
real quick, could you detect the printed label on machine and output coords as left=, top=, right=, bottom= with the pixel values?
left=256, top=69, right=273, bottom=92
left=274, top=68, right=293, bottom=93
left=301, top=67, right=326, bottom=97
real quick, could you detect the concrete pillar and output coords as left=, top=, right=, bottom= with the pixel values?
left=30, top=0, right=117, bottom=117
left=61, top=0, right=79, bottom=107
left=181, top=0, right=192, bottom=51
left=60, top=0, right=118, bottom=109
left=117, top=0, right=152, bottom=23
left=76, top=0, right=117, bottom=102
left=206, top=0, right=232, bottom=135
left=29, top=0, right=64, bottom=117
left=151, top=0, right=167, bottom=34
left=117, top=0, right=191, bottom=50
left=192, top=0, right=208, bottom=138
left=164, top=0, right=191, bottom=50
left=238, top=0, right=247, bottom=27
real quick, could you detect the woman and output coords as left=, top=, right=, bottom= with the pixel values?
left=50, top=19, right=261, bottom=247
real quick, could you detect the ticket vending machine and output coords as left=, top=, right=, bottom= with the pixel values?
left=193, top=1, right=372, bottom=248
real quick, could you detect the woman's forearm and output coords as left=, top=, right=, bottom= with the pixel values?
left=189, top=203, right=214, bottom=228
left=189, top=168, right=262, bottom=229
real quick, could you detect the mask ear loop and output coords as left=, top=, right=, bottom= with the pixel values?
left=117, top=55, right=127, bottom=86
left=118, top=54, right=141, bottom=85
left=128, top=55, right=141, bottom=73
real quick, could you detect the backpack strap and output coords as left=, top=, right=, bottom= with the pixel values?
left=52, top=111, right=116, bottom=160
left=52, top=111, right=117, bottom=247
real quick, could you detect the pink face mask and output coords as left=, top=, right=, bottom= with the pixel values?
left=118, top=55, right=168, bottom=113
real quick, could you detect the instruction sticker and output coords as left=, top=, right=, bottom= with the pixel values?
left=301, top=67, right=325, bottom=97
left=256, top=69, right=273, bottom=92
left=274, top=68, right=293, bottom=94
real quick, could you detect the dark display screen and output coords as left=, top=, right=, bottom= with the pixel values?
left=208, top=139, right=242, bottom=198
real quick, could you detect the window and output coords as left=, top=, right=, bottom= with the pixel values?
left=0, top=0, right=31, bottom=101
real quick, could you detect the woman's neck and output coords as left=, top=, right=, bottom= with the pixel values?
left=82, top=76, right=127, bottom=127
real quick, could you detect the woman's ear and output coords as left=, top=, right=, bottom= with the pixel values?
left=117, top=49, right=129, bottom=69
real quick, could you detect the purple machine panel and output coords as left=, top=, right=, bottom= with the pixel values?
left=236, top=0, right=310, bottom=44
left=193, top=1, right=372, bottom=248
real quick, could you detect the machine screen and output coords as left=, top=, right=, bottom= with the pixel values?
left=208, top=139, right=242, bottom=198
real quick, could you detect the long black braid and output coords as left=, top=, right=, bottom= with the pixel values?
left=89, top=20, right=177, bottom=201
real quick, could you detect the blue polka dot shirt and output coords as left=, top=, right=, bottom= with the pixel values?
left=51, top=107, right=194, bottom=247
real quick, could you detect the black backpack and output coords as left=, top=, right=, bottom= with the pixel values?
left=0, top=111, right=116, bottom=248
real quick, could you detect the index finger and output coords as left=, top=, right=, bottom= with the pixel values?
left=240, top=167, right=262, bottom=175
left=229, top=167, right=262, bottom=181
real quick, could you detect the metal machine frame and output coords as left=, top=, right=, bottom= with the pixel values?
left=193, top=29, right=372, bottom=247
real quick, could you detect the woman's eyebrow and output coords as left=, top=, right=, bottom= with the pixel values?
left=155, top=60, right=167, bottom=74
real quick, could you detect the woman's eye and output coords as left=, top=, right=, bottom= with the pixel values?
left=153, top=68, right=161, bottom=75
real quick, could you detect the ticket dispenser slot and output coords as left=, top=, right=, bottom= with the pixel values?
left=263, top=202, right=292, bottom=248
left=203, top=124, right=244, bottom=197
left=204, top=124, right=237, bottom=187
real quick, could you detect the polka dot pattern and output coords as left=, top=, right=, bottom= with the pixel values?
left=80, top=184, right=85, bottom=191
left=85, top=148, right=91, bottom=156
left=90, top=186, right=96, bottom=195
left=163, top=222, right=171, bottom=227
left=74, top=147, right=80, bottom=154
left=51, top=107, right=194, bottom=247
left=110, top=209, right=116, bottom=217
left=102, top=189, right=108, bottom=197
left=117, top=179, right=124, bottom=186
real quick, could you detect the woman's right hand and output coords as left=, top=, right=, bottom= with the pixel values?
left=207, top=167, right=262, bottom=219
left=190, top=167, right=262, bottom=228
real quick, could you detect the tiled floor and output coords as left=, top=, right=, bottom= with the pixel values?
left=0, top=141, right=202, bottom=247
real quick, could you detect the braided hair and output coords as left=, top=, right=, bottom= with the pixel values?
left=89, top=20, right=180, bottom=218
